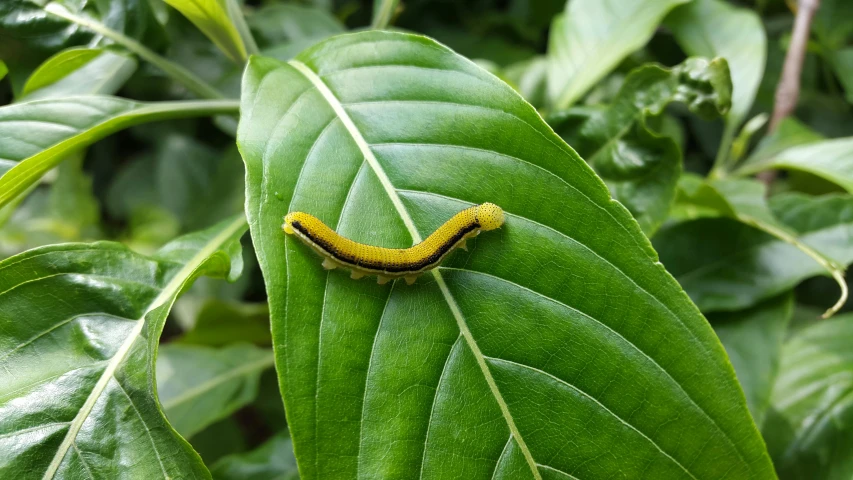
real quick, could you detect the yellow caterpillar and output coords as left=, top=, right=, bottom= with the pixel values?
left=283, top=203, right=504, bottom=285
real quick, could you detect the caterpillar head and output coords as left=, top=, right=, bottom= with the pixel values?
left=475, top=203, right=504, bottom=231
left=282, top=212, right=298, bottom=234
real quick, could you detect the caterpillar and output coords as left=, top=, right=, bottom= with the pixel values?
left=283, top=203, right=504, bottom=285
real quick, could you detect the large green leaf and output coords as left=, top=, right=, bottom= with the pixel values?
left=546, top=0, right=689, bottom=109
left=734, top=138, right=853, bottom=193
left=20, top=47, right=138, bottom=100
left=0, top=95, right=239, bottom=209
left=656, top=193, right=853, bottom=313
left=710, top=294, right=793, bottom=426
left=239, top=31, right=773, bottom=479
left=665, top=0, right=766, bottom=165
left=764, top=313, right=853, bottom=480
left=550, top=57, right=731, bottom=235
left=0, top=215, right=247, bottom=478
left=157, top=343, right=275, bottom=438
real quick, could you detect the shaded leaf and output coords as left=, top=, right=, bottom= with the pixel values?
left=737, top=117, right=823, bottom=169
left=178, top=299, right=271, bottom=347
left=21, top=47, right=138, bottom=100
left=372, top=0, right=400, bottom=29
left=248, top=4, right=344, bottom=62
left=0, top=96, right=239, bottom=209
left=550, top=57, right=732, bottom=235
left=656, top=193, right=853, bottom=313
left=238, top=31, right=774, bottom=479
left=0, top=215, right=247, bottom=478
left=764, top=313, right=853, bottom=480
left=665, top=0, right=766, bottom=162
left=711, top=294, right=794, bottom=425
left=210, top=432, right=299, bottom=480
left=163, top=0, right=247, bottom=62
left=546, top=0, right=689, bottom=109
left=157, top=343, right=275, bottom=438
left=504, top=56, right=548, bottom=110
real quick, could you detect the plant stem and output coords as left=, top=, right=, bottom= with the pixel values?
left=44, top=3, right=227, bottom=100
left=760, top=0, right=821, bottom=185
left=372, top=0, right=401, bottom=29
left=738, top=213, right=847, bottom=318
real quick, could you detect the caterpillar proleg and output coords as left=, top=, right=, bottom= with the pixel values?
left=283, top=203, right=504, bottom=285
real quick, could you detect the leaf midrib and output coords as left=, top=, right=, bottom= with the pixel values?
left=287, top=59, right=544, bottom=480
left=41, top=215, right=247, bottom=479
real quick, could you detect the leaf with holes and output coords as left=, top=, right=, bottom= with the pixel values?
left=238, top=31, right=775, bottom=479
left=0, top=215, right=247, bottom=478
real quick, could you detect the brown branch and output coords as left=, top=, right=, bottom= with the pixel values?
left=759, top=0, right=821, bottom=185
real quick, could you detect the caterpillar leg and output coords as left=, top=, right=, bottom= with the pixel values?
left=404, top=275, right=419, bottom=285
left=376, top=275, right=391, bottom=285
left=458, top=240, right=468, bottom=251
left=350, top=270, right=365, bottom=280
left=322, top=258, right=338, bottom=270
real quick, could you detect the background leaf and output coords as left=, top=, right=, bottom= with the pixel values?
left=239, top=31, right=773, bottom=479
left=735, top=137, right=853, bottom=193
left=162, top=0, right=247, bottom=63
left=550, top=57, right=732, bottom=235
left=20, top=47, right=138, bottom=100
left=546, top=0, right=689, bottom=109
left=157, top=343, right=275, bottom=438
left=0, top=96, right=239, bottom=209
left=764, top=313, right=853, bottom=480
left=655, top=193, right=853, bottom=312
left=210, top=432, right=299, bottom=480
left=665, top=0, right=766, bottom=163
left=0, top=215, right=247, bottom=478
left=710, top=294, right=793, bottom=425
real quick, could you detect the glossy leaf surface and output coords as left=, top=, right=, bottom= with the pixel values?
left=157, top=343, right=275, bottom=438
left=546, top=0, right=688, bottom=109
left=0, top=96, right=239, bottom=209
left=765, top=313, right=853, bottom=480
left=550, top=57, right=731, bottom=235
left=239, top=31, right=773, bottom=479
left=0, top=215, right=247, bottom=478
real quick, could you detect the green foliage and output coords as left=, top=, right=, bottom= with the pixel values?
left=1, top=0, right=852, bottom=478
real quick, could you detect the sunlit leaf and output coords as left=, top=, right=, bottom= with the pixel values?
left=163, top=0, right=247, bottom=62
left=0, top=215, right=247, bottom=478
left=238, top=30, right=774, bottom=479
left=21, top=47, right=137, bottom=100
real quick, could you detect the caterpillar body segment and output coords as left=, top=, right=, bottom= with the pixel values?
left=282, top=203, right=504, bottom=284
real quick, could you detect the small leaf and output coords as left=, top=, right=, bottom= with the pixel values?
left=372, top=0, right=401, bottom=29
left=550, top=57, right=732, bottom=235
left=21, top=47, right=138, bottom=100
left=157, top=343, right=275, bottom=438
left=546, top=0, right=689, bottom=109
left=0, top=96, right=239, bottom=209
left=239, top=31, right=774, bottom=479
left=163, top=0, right=248, bottom=62
left=210, top=432, right=299, bottom=480
left=0, top=215, right=248, bottom=478
left=665, top=0, right=766, bottom=137
left=0, top=60, right=7, bottom=81
left=710, top=294, right=793, bottom=425
left=764, top=312, right=853, bottom=479
left=656, top=192, right=853, bottom=313
left=503, top=56, right=548, bottom=109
